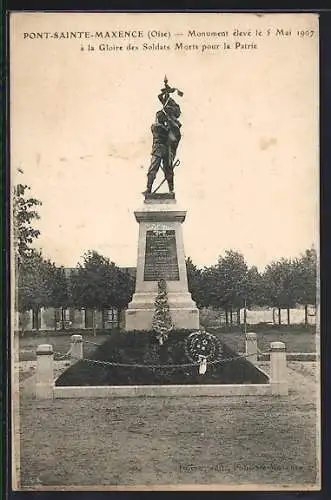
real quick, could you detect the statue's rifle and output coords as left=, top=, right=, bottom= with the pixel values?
left=152, top=158, right=180, bottom=194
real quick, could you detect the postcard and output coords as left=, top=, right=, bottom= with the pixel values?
left=10, top=12, right=319, bottom=490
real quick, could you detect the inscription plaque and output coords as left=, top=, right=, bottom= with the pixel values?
left=144, top=230, right=179, bottom=281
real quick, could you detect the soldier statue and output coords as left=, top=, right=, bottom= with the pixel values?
left=144, top=76, right=183, bottom=195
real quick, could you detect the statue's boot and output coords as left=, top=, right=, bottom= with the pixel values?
left=147, top=173, right=155, bottom=192
left=167, top=178, right=174, bottom=193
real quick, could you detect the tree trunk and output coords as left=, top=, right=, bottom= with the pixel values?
left=33, top=308, right=40, bottom=331
left=230, top=308, right=233, bottom=325
left=117, top=309, right=121, bottom=329
left=225, top=309, right=229, bottom=326
left=92, top=309, right=96, bottom=337
left=287, top=308, right=290, bottom=325
left=237, top=308, right=241, bottom=325
left=278, top=308, right=281, bottom=325
left=19, top=313, right=25, bottom=337
left=102, top=310, right=106, bottom=330
left=272, top=308, right=276, bottom=325
left=244, top=307, right=247, bottom=330
left=54, top=309, right=57, bottom=331
left=61, top=307, right=65, bottom=330
left=304, top=304, right=308, bottom=325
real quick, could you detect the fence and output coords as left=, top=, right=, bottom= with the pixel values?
left=34, top=333, right=289, bottom=399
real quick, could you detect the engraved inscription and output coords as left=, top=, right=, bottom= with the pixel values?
left=144, top=230, right=179, bottom=281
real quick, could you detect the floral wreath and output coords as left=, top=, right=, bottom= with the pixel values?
left=184, top=330, right=223, bottom=363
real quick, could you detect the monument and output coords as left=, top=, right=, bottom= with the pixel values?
left=125, top=77, right=200, bottom=331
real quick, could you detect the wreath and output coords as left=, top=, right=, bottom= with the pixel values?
left=184, top=330, right=223, bottom=363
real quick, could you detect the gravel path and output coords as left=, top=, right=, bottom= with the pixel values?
left=16, top=361, right=319, bottom=489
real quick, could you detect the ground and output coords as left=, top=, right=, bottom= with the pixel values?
left=18, top=362, right=319, bottom=489
left=16, top=326, right=319, bottom=489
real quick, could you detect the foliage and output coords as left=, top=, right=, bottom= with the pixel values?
left=262, top=258, right=298, bottom=310
left=243, top=266, right=265, bottom=307
left=17, top=250, right=54, bottom=313
left=185, top=248, right=317, bottom=325
left=13, top=182, right=42, bottom=266
left=51, top=266, right=71, bottom=309
left=262, top=249, right=316, bottom=315
left=71, top=250, right=134, bottom=311
left=186, top=257, right=204, bottom=307
left=294, top=248, right=317, bottom=307
left=217, top=250, right=248, bottom=310
left=189, top=250, right=249, bottom=312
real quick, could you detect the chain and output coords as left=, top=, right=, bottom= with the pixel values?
left=257, top=346, right=270, bottom=356
left=84, top=340, right=103, bottom=347
left=50, top=337, right=271, bottom=369
left=77, top=349, right=270, bottom=370
left=53, top=346, right=72, bottom=360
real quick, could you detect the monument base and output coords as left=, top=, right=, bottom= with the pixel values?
left=126, top=292, right=199, bottom=331
left=125, top=193, right=200, bottom=332
left=126, top=308, right=199, bottom=331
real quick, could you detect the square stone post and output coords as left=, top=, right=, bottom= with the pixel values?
left=245, top=332, right=257, bottom=364
left=71, top=334, right=83, bottom=360
left=36, top=344, right=54, bottom=399
left=270, top=341, right=288, bottom=396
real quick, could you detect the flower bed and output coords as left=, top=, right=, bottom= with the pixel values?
left=55, top=330, right=269, bottom=387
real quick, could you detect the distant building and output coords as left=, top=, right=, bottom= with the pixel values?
left=18, top=266, right=137, bottom=332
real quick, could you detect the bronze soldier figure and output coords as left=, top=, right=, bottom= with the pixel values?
left=144, top=77, right=183, bottom=195
left=146, top=111, right=173, bottom=193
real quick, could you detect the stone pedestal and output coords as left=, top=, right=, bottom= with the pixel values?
left=125, top=193, right=200, bottom=331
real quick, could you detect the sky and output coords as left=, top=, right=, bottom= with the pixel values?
left=10, top=12, right=319, bottom=270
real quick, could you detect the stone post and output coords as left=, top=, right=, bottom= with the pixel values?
left=245, top=332, right=257, bottom=364
left=36, top=344, right=54, bottom=400
left=71, top=334, right=83, bottom=360
left=270, top=341, right=288, bottom=396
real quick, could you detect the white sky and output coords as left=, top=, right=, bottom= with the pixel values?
left=10, top=12, right=319, bottom=270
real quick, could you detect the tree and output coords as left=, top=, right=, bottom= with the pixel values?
left=263, top=258, right=298, bottom=325
left=193, top=250, right=249, bottom=325
left=50, top=266, right=71, bottom=330
left=243, top=266, right=264, bottom=307
left=111, top=267, right=135, bottom=326
left=71, top=250, right=134, bottom=334
left=241, top=265, right=264, bottom=327
left=13, top=182, right=42, bottom=266
left=198, top=264, right=221, bottom=309
left=186, top=257, right=204, bottom=307
left=294, top=248, right=317, bottom=325
left=216, top=250, right=248, bottom=325
left=17, top=250, right=54, bottom=330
